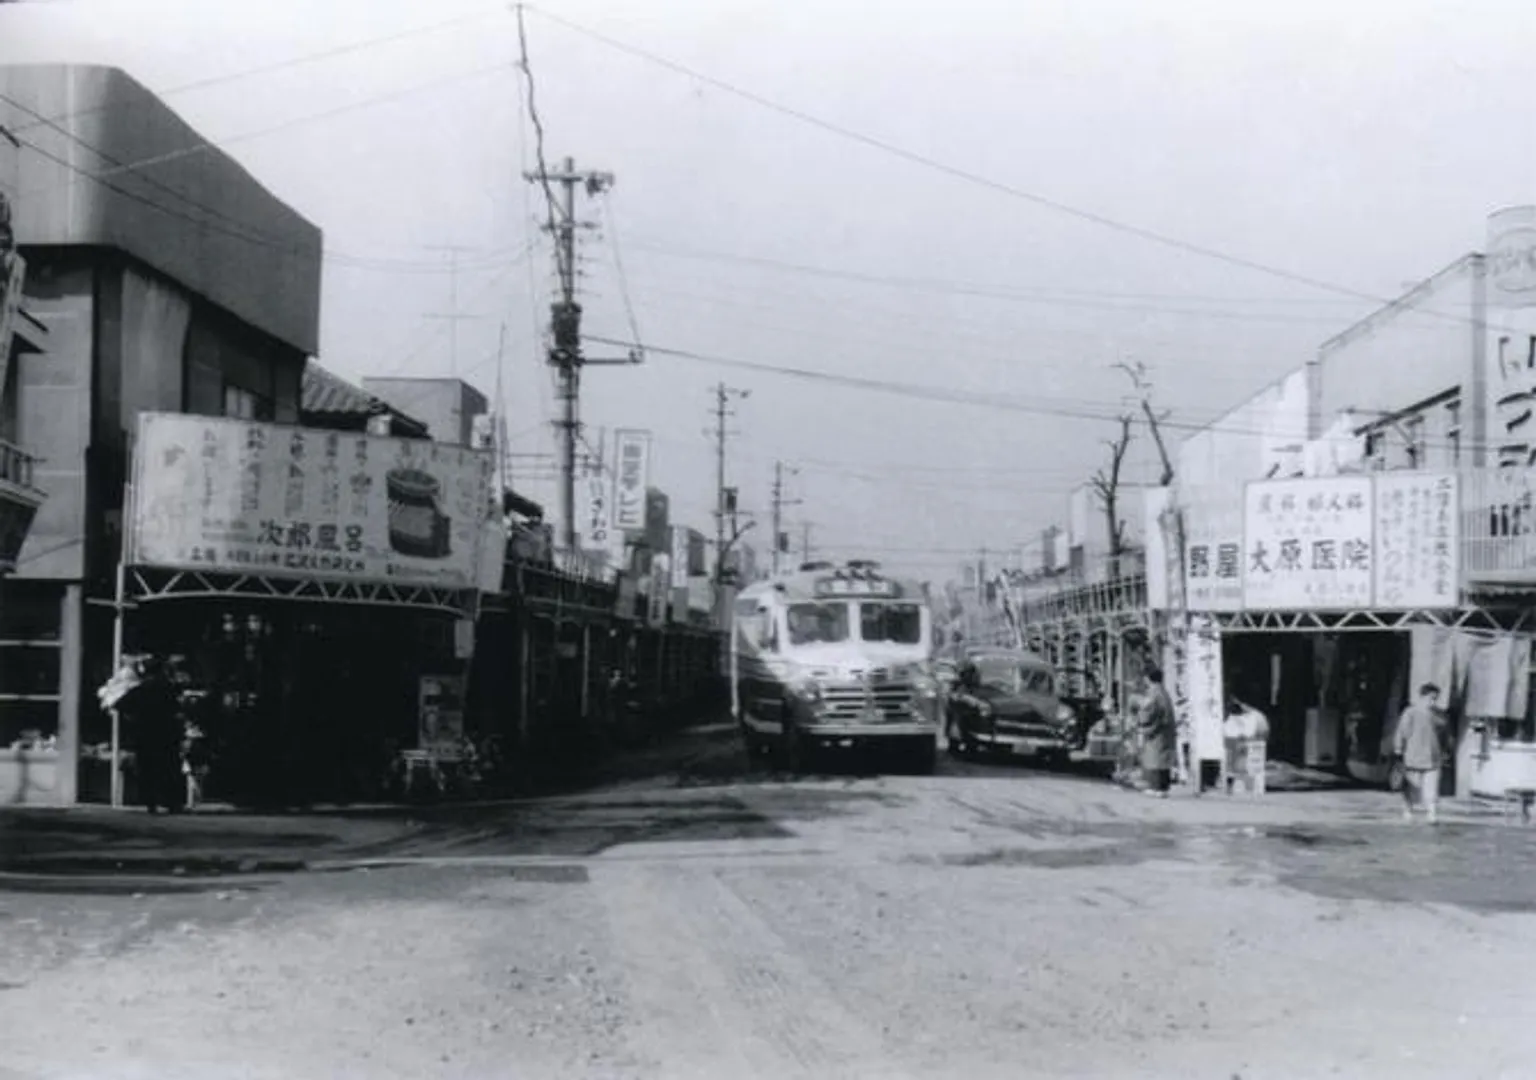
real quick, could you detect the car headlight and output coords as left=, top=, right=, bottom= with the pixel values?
left=975, top=700, right=993, bottom=719
left=1055, top=703, right=1076, bottom=725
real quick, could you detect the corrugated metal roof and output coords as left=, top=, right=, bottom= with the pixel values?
left=302, top=362, right=428, bottom=433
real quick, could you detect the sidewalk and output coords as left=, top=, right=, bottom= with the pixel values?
left=0, top=721, right=743, bottom=880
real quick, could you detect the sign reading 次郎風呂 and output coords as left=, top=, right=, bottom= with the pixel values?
left=126, top=413, right=495, bottom=589
left=1374, top=471, right=1460, bottom=609
left=611, top=429, right=651, bottom=533
left=1242, top=476, right=1374, bottom=611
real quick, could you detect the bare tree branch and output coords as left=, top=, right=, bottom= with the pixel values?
left=1091, top=415, right=1134, bottom=558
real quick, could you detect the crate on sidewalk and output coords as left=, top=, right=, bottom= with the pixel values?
left=1222, top=737, right=1267, bottom=797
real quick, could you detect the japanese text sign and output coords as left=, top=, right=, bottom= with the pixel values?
left=1182, top=496, right=1244, bottom=612
left=579, top=456, right=613, bottom=557
left=1243, top=476, right=1374, bottom=611
left=1185, top=615, right=1225, bottom=762
left=611, top=429, right=651, bottom=532
left=127, top=413, right=495, bottom=589
left=1374, top=471, right=1460, bottom=609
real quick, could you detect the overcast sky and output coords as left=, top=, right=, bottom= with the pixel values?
left=4, top=0, right=1533, bottom=582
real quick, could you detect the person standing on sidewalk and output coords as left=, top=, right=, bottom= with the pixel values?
left=1139, top=664, right=1178, bottom=798
left=119, top=656, right=185, bottom=814
left=1394, top=682, right=1447, bottom=824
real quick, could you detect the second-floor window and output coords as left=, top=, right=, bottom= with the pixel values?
left=1404, top=415, right=1425, bottom=469
left=223, top=385, right=273, bottom=422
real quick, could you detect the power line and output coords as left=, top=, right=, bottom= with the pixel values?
left=6, top=60, right=519, bottom=255
left=4, top=8, right=505, bottom=135
left=584, top=333, right=1468, bottom=453
left=622, top=238, right=1369, bottom=325
left=528, top=6, right=1494, bottom=335
left=1, top=86, right=528, bottom=272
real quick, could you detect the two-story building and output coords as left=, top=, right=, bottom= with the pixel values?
left=0, top=62, right=325, bottom=804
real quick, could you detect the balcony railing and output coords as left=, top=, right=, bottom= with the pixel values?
left=1461, top=468, right=1536, bottom=585
left=0, top=439, right=40, bottom=498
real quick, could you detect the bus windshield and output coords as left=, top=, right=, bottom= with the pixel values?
left=786, top=602, right=851, bottom=645
left=859, top=602, right=924, bottom=645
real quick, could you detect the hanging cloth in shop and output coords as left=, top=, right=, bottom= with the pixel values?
left=1409, top=628, right=1531, bottom=721
left=1460, top=634, right=1531, bottom=720
left=1409, top=628, right=1460, bottom=708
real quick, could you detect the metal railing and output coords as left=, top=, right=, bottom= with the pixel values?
left=0, top=438, right=39, bottom=493
left=1460, top=468, right=1536, bottom=583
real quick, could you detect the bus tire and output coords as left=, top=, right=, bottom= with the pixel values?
left=906, top=738, right=937, bottom=775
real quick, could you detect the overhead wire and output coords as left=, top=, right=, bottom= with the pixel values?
left=1, top=78, right=529, bottom=271
left=527, top=6, right=1507, bottom=341
left=2, top=6, right=506, bottom=134
left=583, top=334, right=1469, bottom=453
left=622, top=239, right=1369, bottom=326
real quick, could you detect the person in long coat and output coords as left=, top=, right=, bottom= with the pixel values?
left=1138, top=664, right=1178, bottom=797
left=119, top=657, right=184, bottom=814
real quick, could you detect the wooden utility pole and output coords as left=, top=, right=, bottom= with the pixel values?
left=770, top=460, right=802, bottom=576
left=710, top=382, right=753, bottom=593
left=522, top=156, right=639, bottom=553
left=421, top=244, right=483, bottom=379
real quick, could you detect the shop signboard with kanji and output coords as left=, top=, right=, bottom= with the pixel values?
left=1373, top=471, right=1460, bottom=609
left=611, top=429, right=651, bottom=533
left=1242, top=476, right=1374, bottom=611
left=1182, top=495, right=1244, bottom=612
left=127, top=413, right=495, bottom=589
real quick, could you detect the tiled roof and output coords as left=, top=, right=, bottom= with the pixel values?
left=302, top=362, right=427, bottom=432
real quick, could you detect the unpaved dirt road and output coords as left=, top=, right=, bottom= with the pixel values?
left=4, top=734, right=1536, bottom=1079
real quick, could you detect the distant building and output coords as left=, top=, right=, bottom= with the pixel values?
left=301, top=362, right=429, bottom=439
left=361, top=376, right=487, bottom=447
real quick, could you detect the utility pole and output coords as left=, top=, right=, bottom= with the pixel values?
left=710, top=381, right=753, bottom=593
left=422, top=244, right=487, bottom=379
left=523, top=155, right=639, bottom=553
left=770, top=460, right=802, bottom=577
left=800, top=521, right=813, bottom=564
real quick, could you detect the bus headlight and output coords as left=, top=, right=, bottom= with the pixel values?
left=788, top=677, right=823, bottom=705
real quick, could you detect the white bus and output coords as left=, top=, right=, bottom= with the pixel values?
left=731, top=560, right=939, bottom=772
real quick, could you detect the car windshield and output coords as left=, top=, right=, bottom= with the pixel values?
left=786, top=602, right=851, bottom=645
left=973, top=657, right=1052, bottom=695
left=859, top=602, right=923, bottom=644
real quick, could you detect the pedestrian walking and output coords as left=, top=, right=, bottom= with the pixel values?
left=1139, top=664, right=1178, bottom=797
left=1394, top=682, right=1447, bottom=824
left=118, top=655, right=185, bottom=814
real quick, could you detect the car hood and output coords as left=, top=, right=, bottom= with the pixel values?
left=971, top=686, right=1053, bottom=715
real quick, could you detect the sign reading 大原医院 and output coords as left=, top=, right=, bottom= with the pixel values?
left=126, top=413, right=496, bottom=589
left=1242, top=476, right=1374, bottom=611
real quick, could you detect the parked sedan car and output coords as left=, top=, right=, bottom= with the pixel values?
left=944, top=648, right=1077, bottom=765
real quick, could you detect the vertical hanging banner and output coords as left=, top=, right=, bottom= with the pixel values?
left=611, top=429, right=651, bottom=533
left=670, top=525, right=691, bottom=589
left=1186, top=615, right=1225, bottom=763
left=1243, top=476, right=1374, bottom=611
left=1374, top=471, right=1460, bottom=609
left=578, top=456, right=613, bottom=558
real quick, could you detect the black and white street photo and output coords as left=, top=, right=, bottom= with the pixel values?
left=2, top=1, right=1536, bottom=1077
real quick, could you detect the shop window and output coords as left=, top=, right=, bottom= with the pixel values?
left=223, top=385, right=274, bottom=422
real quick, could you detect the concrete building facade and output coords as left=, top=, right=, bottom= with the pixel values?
left=0, top=63, right=322, bottom=803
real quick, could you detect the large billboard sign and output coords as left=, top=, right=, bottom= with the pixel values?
left=1242, top=476, right=1374, bottom=611
left=127, top=413, right=496, bottom=589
